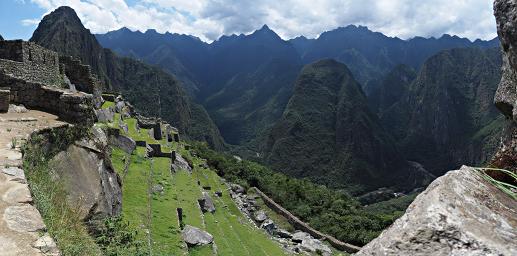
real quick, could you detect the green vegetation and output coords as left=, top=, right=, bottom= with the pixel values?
left=474, top=168, right=517, bottom=200
left=94, top=216, right=147, bottom=256
left=192, top=142, right=410, bottom=246
left=106, top=106, right=287, bottom=255
left=380, top=48, right=503, bottom=175
left=263, top=59, right=429, bottom=194
left=101, top=101, right=115, bottom=109
left=149, top=158, right=185, bottom=255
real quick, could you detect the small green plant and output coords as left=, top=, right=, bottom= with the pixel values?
left=11, top=137, right=17, bottom=149
left=474, top=167, right=517, bottom=200
left=94, top=216, right=147, bottom=256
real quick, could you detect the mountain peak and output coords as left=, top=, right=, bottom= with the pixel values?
left=47, top=6, right=82, bottom=24
left=30, top=5, right=107, bottom=84
left=145, top=29, right=159, bottom=34
left=250, top=24, right=282, bottom=40
left=260, top=24, right=271, bottom=31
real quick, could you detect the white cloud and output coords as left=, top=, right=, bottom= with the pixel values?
left=27, top=0, right=498, bottom=42
left=21, top=18, right=40, bottom=26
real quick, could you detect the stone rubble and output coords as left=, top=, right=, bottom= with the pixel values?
left=229, top=183, right=332, bottom=255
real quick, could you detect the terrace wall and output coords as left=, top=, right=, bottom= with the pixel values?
left=253, top=187, right=361, bottom=253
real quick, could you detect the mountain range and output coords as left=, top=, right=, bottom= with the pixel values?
left=26, top=6, right=504, bottom=194
left=93, top=23, right=503, bottom=192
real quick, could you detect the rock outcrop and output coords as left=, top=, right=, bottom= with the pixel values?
left=49, top=127, right=122, bottom=221
left=357, top=166, right=517, bottom=255
left=172, top=153, right=192, bottom=172
left=493, top=0, right=517, bottom=171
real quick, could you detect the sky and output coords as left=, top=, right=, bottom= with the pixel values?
left=0, top=0, right=498, bottom=42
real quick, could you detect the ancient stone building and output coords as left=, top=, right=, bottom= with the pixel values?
left=0, top=40, right=63, bottom=87
left=59, top=55, right=98, bottom=94
left=0, top=40, right=96, bottom=124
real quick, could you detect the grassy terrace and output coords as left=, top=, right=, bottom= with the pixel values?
left=104, top=101, right=288, bottom=255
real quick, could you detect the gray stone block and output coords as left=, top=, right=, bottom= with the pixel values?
left=0, top=89, right=10, bottom=112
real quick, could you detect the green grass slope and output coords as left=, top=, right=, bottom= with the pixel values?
left=104, top=102, right=287, bottom=255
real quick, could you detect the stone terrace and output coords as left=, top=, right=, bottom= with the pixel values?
left=0, top=109, right=64, bottom=255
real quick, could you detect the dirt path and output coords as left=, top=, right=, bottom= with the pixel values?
left=0, top=108, right=65, bottom=256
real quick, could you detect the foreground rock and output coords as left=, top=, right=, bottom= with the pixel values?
left=50, top=127, right=122, bottom=221
left=181, top=225, right=213, bottom=247
left=493, top=0, right=517, bottom=172
left=357, top=166, right=517, bottom=256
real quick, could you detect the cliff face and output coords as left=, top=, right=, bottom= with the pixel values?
left=264, top=59, right=433, bottom=193
left=381, top=48, right=503, bottom=175
left=492, top=0, right=517, bottom=171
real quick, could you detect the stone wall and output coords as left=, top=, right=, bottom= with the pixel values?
left=137, top=116, right=162, bottom=140
left=0, top=40, right=63, bottom=87
left=253, top=187, right=361, bottom=253
left=147, top=143, right=175, bottom=158
left=0, top=73, right=94, bottom=124
left=59, top=55, right=98, bottom=94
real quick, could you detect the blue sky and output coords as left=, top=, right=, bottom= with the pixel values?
left=0, top=0, right=498, bottom=42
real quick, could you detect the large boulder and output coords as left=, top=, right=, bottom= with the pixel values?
left=300, top=238, right=332, bottom=256
left=115, top=101, right=125, bottom=113
left=94, top=107, right=114, bottom=122
left=50, top=128, right=122, bottom=221
left=198, top=192, right=216, bottom=213
left=253, top=210, right=267, bottom=223
left=109, top=134, right=136, bottom=154
left=357, top=166, right=517, bottom=256
left=181, top=225, right=213, bottom=247
left=172, top=153, right=192, bottom=172
left=260, top=219, right=276, bottom=235
left=292, top=231, right=311, bottom=243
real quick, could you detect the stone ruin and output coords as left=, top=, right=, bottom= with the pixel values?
left=0, top=40, right=98, bottom=124
left=0, top=40, right=62, bottom=87
left=137, top=115, right=162, bottom=140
